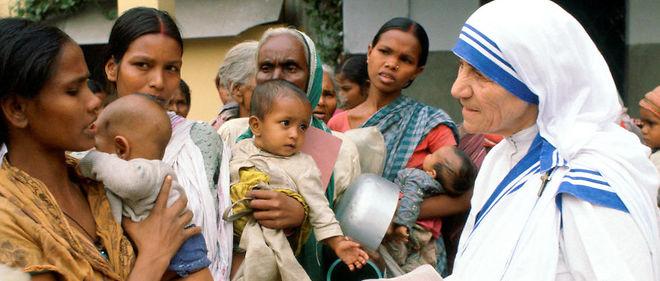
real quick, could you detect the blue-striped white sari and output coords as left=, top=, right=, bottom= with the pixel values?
left=447, top=1, right=659, bottom=280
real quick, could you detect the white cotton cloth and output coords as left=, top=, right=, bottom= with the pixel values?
left=448, top=1, right=660, bottom=280
left=216, top=141, right=234, bottom=280
left=330, top=131, right=361, bottom=201
left=0, top=264, right=30, bottom=281
left=342, top=126, right=386, bottom=175
left=0, top=143, right=7, bottom=160
left=448, top=126, right=656, bottom=281
left=217, top=117, right=250, bottom=150
left=164, top=115, right=222, bottom=280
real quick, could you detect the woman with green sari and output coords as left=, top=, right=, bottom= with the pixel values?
left=328, top=18, right=472, bottom=275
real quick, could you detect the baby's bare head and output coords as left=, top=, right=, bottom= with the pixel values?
left=95, top=94, right=172, bottom=160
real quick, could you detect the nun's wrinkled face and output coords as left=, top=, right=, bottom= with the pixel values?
left=451, top=60, right=538, bottom=136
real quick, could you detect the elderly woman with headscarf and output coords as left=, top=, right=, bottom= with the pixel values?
left=227, top=27, right=356, bottom=281
left=442, top=1, right=659, bottom=280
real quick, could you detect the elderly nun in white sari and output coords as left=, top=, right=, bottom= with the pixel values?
left=445, top=1, right=660, bottom=280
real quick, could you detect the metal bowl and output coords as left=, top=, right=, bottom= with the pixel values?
left=334, top=173, right=399, bottom=251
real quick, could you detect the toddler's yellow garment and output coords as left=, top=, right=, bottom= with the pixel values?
left=230, top=167, right=311, bottom=254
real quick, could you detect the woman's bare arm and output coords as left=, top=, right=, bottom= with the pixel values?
left=418, top=189, right=472, bottom=220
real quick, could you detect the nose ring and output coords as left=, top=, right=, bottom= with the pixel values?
left=385, top=62, right=399, bottom=70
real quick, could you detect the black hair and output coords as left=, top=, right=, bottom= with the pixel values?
left=434, top=147, right=476, bottom=197
left=0, top=18, right=72, bottom=143
left=179, top=79, right=191, bottom=105
left=371, top=17, right=429, bottom=67
left=250, top=79, right=310, bottom=119
left=103, top=7, right=183, bottom=99
left=132, top=92, right=163, bottom=104
left=338, top=54, right=369, bottom=93
left=106, top=7, right=183, bottom=64
left=87, top=79, right=104, bottom=93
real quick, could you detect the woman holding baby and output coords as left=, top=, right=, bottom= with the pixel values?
left=0, top=7, right=225, bottom=281
left=326, top=18, right=472, bottom=276
left=0, top=17, right=199, bottom=280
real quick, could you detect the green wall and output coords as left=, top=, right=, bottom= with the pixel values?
left=625, top=43, right=660, bottom=118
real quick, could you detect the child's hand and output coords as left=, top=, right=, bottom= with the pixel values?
left=325, top=236, right=369, bottom=271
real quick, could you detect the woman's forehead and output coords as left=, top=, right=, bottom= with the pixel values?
left=375, top=30, right=421, bottom=53
left=125, top=33, right=182, bottom=60
left=259, top=34, right=306, bottom=62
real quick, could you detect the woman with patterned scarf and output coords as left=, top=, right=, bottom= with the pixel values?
left=329, top=17, right=471, bottom=275
left=446, top=1, right=659, bottom=280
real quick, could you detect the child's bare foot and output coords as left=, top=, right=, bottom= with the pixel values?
left=386, top=223, right=409, bottom=243
left=392, top=225, right=409, bottom=243
left=325, top=236, right=369, bottom=271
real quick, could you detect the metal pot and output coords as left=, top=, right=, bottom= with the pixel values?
left=334, top=173, right=399, bottom=251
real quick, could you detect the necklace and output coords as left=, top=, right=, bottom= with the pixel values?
left=62, top=210, right=109, bottom=260
left=61, top=210, right=96, bottom=241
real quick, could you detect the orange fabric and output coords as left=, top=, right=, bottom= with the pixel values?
left=405, top=125, right=458, bottom=169
left=327, top=110, right=351, bottom=132
left=0, top=157, right=135, bottom=280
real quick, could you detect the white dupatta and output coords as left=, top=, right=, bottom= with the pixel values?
left=216, top=141, right=233, bottom=280
left=163, top=113, right=224, bottom=279
left=448, top=1, right=660, bottom=280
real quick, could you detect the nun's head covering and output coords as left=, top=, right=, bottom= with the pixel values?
left=452, top=1, right=659, bottom=276
left=452, top=0, right=621, bottom=161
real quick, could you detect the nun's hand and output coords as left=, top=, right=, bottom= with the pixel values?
left=248, top=189, right=305, bottom=229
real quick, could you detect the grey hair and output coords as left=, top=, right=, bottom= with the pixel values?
left=217, top=40, right=258, bottom=90
left=257, top=27, right=309, bottom=66
left=322, top=64, right=343, bottom=107
left=322, top=64, right=338, bottom=94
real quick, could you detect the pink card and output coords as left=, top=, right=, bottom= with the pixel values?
left=300, top=127, right=342, bottom=190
